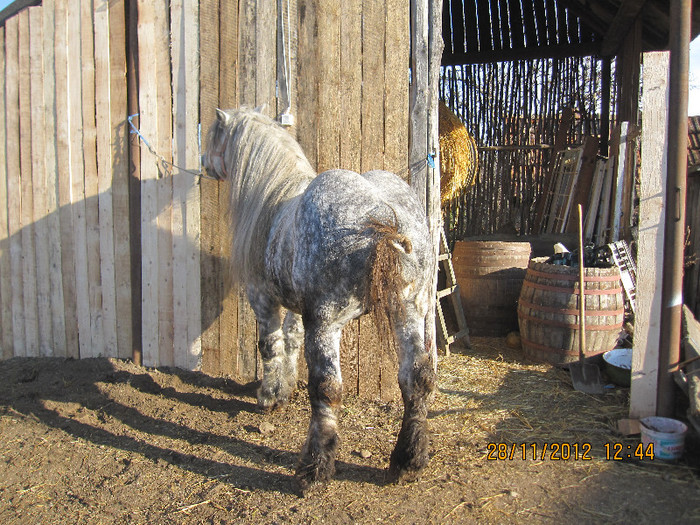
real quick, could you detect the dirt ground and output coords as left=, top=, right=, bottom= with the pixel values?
left=1, top=337, right=699, bottom=524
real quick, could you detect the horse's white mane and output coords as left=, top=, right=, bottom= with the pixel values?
left=211, top=108, right=316, bottom=283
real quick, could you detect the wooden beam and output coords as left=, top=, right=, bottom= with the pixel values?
left=630, top=51, right=669, bottom=419
left=441, top=42, right=601, bottom=66
left=557, top=0, right=614, bottom=38
left=410, top=0, right=442, bottom=367
left=600, top=0, right=648, bottom=56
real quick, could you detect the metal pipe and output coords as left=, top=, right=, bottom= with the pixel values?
left=657, top=0, right=691, bottom=416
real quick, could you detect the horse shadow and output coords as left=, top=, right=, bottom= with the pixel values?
left=0, top=354, right=388, bottom=495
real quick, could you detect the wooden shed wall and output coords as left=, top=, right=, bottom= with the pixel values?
left=0, top=0, right=410, bottom=400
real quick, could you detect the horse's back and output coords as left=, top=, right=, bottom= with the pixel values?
left=267, top=169, right=432, bottom=318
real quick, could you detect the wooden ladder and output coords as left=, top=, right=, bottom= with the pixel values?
left=436, top=228, right=470, bottom=355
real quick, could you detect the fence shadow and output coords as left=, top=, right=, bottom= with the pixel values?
left=0, top=174, right=228, bottom=366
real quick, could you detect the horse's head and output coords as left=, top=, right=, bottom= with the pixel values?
left=202, top=109, right=233, bottom=181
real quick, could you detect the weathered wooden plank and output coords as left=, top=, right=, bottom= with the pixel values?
left=256, top=0, right=276, bottom=112
left=94, top=0, right=119, bottom=358
left=610, top=122, right=629, bottom=242
left=54, top=0, right=79, bottom=358
left=171, top=0, right=188, bottom=370
left=200, top=0, right=222, bottom=375
left=0, top=26, right=12, bottom=359
left=379, top=0, right=410, bottom=400
left=41, top=0, right=67, bottom=358
left=238, top=0, right=257, bottom=106
left=154, top=0, right=174, bottom=367
left=338, top=0, right=362, bottom=395
left=565, top=136, right=599, bottom=236
left=236, top=0, right=260, bottom=381
left=384, top=0, right=410, bottom=179
left=630, top=51, right=669, bottom=419
left=4, top=17, right=25, bottom=358
left=137, top=0, right=161, bottom=367
left=171, top=0, right=201, bottom=370
left=30, top=6, right=53, bottom=357
left=18, top=9, right=39, bottom=357
left=358, top=0, right=386, bottom=399
left=316, top=0, right=340, bottom=172
left=106, top=0, right=132, bottom=361
left=218, top=0, right=240, bottom=378
left=53, top=0, right=80, bottom=358
left=81, top=0, right=104, bottom=357
left=183, top=0, right=202, bottom=372
left=296, top=0, right=318, bottom=170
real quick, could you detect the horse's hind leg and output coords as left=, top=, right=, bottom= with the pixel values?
left=282, top=310, right=303, bottom=393
left=295, top=320, right=343, bottom=493
left=389, top=314, right=437, bottom=482
left=247, top=288, right=293, bottom=410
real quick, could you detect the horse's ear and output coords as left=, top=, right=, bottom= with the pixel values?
left=215, top=108, right=229, bottom=123
left=254, top=103, right=267, bottom=114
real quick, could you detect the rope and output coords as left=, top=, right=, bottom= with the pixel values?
left=128, top=113, right=436, bottom=184
left=127, top=114, right=218, bottom=181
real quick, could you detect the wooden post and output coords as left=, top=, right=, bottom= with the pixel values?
left=126, top=0, right=142, bottom=366
left=410, top=0, right=443, bottom=367
left=657, top=0, right=691, bottom=417
left=631, top=51, right=669, bottom=419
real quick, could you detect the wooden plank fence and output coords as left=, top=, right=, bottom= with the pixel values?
left=0, top=0, right=414, bottom=399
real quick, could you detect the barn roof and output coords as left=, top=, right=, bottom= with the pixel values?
left=443, top=0, right=700, bottom=65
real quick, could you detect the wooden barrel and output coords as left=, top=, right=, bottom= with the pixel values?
left=453, top=240, right=532, bottom=336
left=517, top=257, right=625, bottom=366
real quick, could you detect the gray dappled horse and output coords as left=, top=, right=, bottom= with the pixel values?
left=203, top=108, right=437, bottom=493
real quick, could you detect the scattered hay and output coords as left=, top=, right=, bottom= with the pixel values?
left=439, top=102, right=479, bottom=204
left=431, top=337, right=632, bottom=460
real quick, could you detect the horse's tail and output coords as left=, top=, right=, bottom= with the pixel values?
left=365, top=217, right=413, bottom=351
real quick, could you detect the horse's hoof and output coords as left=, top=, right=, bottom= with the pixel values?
left=257, top=384, right=291, bottom=412
left=256, top=395, right=288, bottom=413
left=294, top=468, right=333, bottom=496
left=386, top=462, right=425, bottom=484
left=387, top=446, right=429, bottom=484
